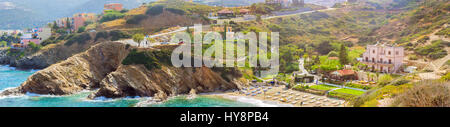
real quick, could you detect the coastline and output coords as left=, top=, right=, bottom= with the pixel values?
left=209, top=85, right=347, bottom=107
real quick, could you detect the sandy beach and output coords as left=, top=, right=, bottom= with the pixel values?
left=213, top=85, right=347, bottom=107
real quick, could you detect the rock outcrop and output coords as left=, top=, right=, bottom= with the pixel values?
left=89, top=65, right=240, bottom=100
left=1, top=42, right=243, bottom=100
left=3, top=42, right=129, bottom=95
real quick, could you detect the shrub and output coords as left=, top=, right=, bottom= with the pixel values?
left=122, top=49, right=172, bottom=70
left=441, top=73, right=450, bottom=81
left=415, top=40, right=448, bottom=59
left=391, top=79, right=411, bottom=86
left=166, top=8, right=185, bottom=15
left=146, top=5, right=164, bottom=16
left=417, top=36, right=429, bottom=43
left=378, top=75, right=393, bottom=86
left=126, top=14, right=148, bottom=24
left=65, top=33, right=91, bottom=46
left=408, top=55, right=418, bottom=60
left=109, top=30, right=131, bottom=41
left=27, top=42, right=41, bottom=52
left=77, top=26, right=86, bottom=33
left=394, top=81, right=450, bottom=107
left=100, top=11, right=125, bottom=23
left=346, top=83, right=372, bottom=90
left=95, top=31, right=109, bottom=41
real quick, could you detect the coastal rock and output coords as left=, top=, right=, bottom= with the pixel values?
left=90, top=65, right=242, bottom=99
left=11, top=42, right=129, bottom=95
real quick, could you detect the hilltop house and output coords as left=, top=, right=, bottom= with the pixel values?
left=217, top=9, right=234, bottom=19
left=104, top=3, right=123, bottom=13
left=72, top=13, right=97, bottom=32
left=360, top=43, right=404, bottom=73
left=329, top=69, right=358, bottom=81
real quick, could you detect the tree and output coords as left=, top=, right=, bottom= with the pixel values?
left=256, top=14, right=262, bottom=22
left=339, top=44, right=349, bottom=65
left=0, top=41, right=7, bottom=47
left=52, top=21, right=59, bottom=30
left=66, top=17, right=71, bottom=29
left=133, top=33, right=145, bottom=47
left=317, top=41, right=333, bottom=55
left=77, top=26, right=86, bottom=33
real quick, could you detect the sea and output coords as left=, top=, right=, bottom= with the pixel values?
left=0, top=65, right=260, bottom=107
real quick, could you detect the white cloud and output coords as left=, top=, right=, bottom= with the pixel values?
left=0, top=2, right=16, bottom=10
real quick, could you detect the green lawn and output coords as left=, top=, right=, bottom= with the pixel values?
left=332, top=88, right=365, bottom=96
left=309, top=84, right=338, bottom=91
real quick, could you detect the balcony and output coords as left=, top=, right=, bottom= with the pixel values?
left=361, top=60, right=394, bottom=65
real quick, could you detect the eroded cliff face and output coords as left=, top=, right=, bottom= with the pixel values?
left=1, top=42, right=243, bottom=100
left=10, top=42, right=129, bottom=95
left=90, top=65, right=241, bottom=100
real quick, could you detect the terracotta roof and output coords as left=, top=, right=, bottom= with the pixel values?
left=218, top=9, right=233, bottom=14
left=335, top=69, right=356, bottom=76
left=239, top=9, right=250, bottom=13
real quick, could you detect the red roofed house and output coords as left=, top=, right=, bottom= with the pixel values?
left=217, top=9, right=234, bottom=19
left=330, top=69, right=358, bottom=81
left=104, top=3, right=123, bottom=13
left=239, top=9, right=251, bottom=15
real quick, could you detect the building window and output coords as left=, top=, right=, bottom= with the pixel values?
left=373, top=50, right=375, bottom=54
left=396, top=51, right=399, bottom=55
left=372, top=58, right=375, bottom=62
left=389, top=59, right=392, bottom=64
left=388, top=51, right=391, bottom=55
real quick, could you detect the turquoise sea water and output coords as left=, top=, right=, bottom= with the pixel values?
left=0, top=65, right=255, bottom=107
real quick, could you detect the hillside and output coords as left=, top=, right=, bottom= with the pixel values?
left=98, top=0, right=219, bottom=33
left=0, top=0, right=154, bottom=29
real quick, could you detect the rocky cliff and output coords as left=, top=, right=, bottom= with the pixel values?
left=90, top=65, right=240, bottom=100
left=1, top=42, right=243, bottom=100
left=2, top=42, right=129, bottom=95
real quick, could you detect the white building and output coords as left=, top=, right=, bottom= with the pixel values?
left=360, top=42, right=404, bottom=73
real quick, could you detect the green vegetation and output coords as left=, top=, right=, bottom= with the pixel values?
left=416, top=36, right=429, bottom=44
left=441, top=73, right=450, bottom=81
left=328, top=89, right=361, bottom=100
left=77, top=26, right=86, bottom=33
left=309, top=84, right=338, bottom=91
left=132, top=33, right=145, bottom=47
left=345, top=83, right=372, bottom=90
left=333, top=88, right=365, bottom=95
left=109, top=30, right=132, bottom=41
left=279, top=44, right=302, bottom=73
left=100, top=10, right=125, bottom=23
left=94, top=31, right=109, bottom=41
left=27, top=42, right=42, bottom=53
left=338, top=44, right=349, bottom=65
left=392, top=80, right=449, bottom=107
left=146, top=5, right=165, bottom=16
left=415, top=40, right=449, bottom=59
left=147, top=0, right=219, bottom=16
left=394, top=0, right=449, bottom=44
left=436, top=26, right=450, bottom=38
left=122, top=49, right=172, bottom=70
left=126, top=14, right=148, bottom=24
left=64, top=33, right=92, bottom=46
